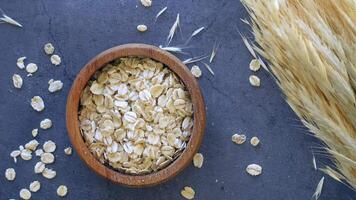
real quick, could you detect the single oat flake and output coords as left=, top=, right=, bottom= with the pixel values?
left=191, top=65, right=202, bottom=78
left=181, top=186, right=195, bottom=200
left=57, top=185, right=68, bottom=197
left=48, top=79, right=63, bottom=93
left=193, top=153, right=204, bottom=168
left=12, top=74, right=23, bottom=88
left=5, top=168, right=16, bottom=181
left=43, top=140, right=56, bottom=153
left=32, top=128, right=39, bottom=137
left=44, top=43, right=55, bottom=55
left=140, top=0, right=152, bottom=7
left=25, top=139, right=39, bottom=151
left=20, top=149, right=32, bottom=160
left=10, top=150, right=21, bottom=163
left=31, top=96, right=45, bottom=112
left=41, top=152, right=55, bottom=164
left=17, top=56, right=26, bottom=69
left=64, top=147, right=72, bottom=155
left=51, top=54, right=61, bottom=66
left=29, top=181, right=41, bottom=192
left=249, top=75, right=260, bottom=87
left=40, top=118, right=52, bottom=129
left=26, top=63, right=38, bottom=74
left=231, top=134, right=246, bottom=144
left=137, top=24, right=148, bottom=32
left=19, top=188, right=31, bottom=200
left=34, top=161, right=45, bottom=174
left=250, top=136, right=260, bottom=146
left=42, top=168, right=56, bottom=179
left=249, top=59, right=261, bottom=72
left=246, top=164, right=262, bottom=176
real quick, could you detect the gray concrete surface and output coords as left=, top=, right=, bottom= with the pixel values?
left=0, top=0, right=355, bottom=199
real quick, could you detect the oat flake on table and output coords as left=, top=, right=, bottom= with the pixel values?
left=246, top=163, right=262, bottom=176
left=137, top=24, right=148, bottom=32
left=249, top=75, right=260, bottom=87
left=140, top=0, right=152, bottom=7
left=51, top=54, right=61, bottom=66
left=44, top=43, right=55, bottom=55
left=181, top=186, right=195, bottom=199
left=31, top=96, right=45, bottom=112
left=26, top=63, right=38, bottom=74
left=40, top=118, right=52, bottom=129
left=12, top=74, right=23, bottom=88
left=57, top=185, right=68, bottom=197
left=19, top=188, right=31, bottom=200
left=48, top=79, right=63, bottom=93
left=193, top=153, right=204, bottom=168
left=231, top=133, right=246, bottom=144
left=5, top=168, right=16, bottom=181
left=17, top=56, right=26, bottom=69
left=29, top=180, right=41, bottom=192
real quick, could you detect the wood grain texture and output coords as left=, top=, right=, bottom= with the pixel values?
left=66, top=43, right=206, bottom=187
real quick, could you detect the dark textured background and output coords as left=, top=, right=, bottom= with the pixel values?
left=0, top=1, right=355, bottom=199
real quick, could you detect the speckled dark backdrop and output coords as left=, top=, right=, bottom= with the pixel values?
left=0, top=1, right=355, bottom=200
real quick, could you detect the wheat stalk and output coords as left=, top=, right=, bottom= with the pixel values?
left=241, top=0, right=356, bottom=189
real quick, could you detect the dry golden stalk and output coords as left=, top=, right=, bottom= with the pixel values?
left=241, top=0, right=356, bottom=188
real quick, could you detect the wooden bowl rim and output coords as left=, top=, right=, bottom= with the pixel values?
left=66, top=43, right=206, bottom=187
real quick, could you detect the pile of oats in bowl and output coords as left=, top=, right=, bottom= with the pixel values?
left=78, top=57, right=194, bottom=175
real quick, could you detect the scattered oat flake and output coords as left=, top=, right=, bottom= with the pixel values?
left=41, top=152, right=55, bottom=164
left=17, top=57, right=26, bottom=69
left=44, top=43, right=55, bottom=55
left=64, top=147, right=72, bottom=155
left=35, top=149, right=44, bottom=157
left=57, top=185, right=68, bottom=197
left=48, top=79, right=63, bottom=93
left=20, top=149, right=32, bottom=160
left=43, top=140, right=56, bottom=152
left=31, top=96, right=45, bottom=112
left=312, top=177, right=325, bottom=200
left=19, top=188, right=31, bottom=200
left=29, top=181, right=41, bottom=192
left=193, top=153, right=204, bottom=168
left=12, top=74, right=23, bottom=88
left=181, top=186, right=195, bottom=200
left=191, top=65, right=202, bottom=78
left=10, top=150, right=21, bottom=163
left=40, top=118, right=52, bottom=129
left=231, top=133, right=246, bottom=144
left=249, top=59, right=261, bottom=72
left=34, top=161, right=45, bottom=174
left=26, top=63, right=38, bottom=74
left=25, top=139, right=39, bottom=151
left=249, top=75, right=260, bottom=87
left=246, top=164, right=262, bottom=176
left=250, top=136, right=260, bottom=147
left=137, top=24, right=147, bottom=32
left=140, top=0, right=152, bottom=7
left=5, top=168, right=16, bottom=181
left=51, top=54, right=61, bottom=66
left=42, top=168, right=56, bottom=179
left=32, top=128, right=39, bottom=137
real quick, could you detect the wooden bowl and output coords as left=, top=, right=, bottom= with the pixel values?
left=66, top=43, right=206, bottom=187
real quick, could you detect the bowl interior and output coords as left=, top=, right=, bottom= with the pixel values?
left=66, top=43, right=206, bottom=187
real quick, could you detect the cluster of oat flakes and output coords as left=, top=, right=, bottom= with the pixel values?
left=5, top=43, right=70, bottom=199
left=79, top=57, right=194, bottom=174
